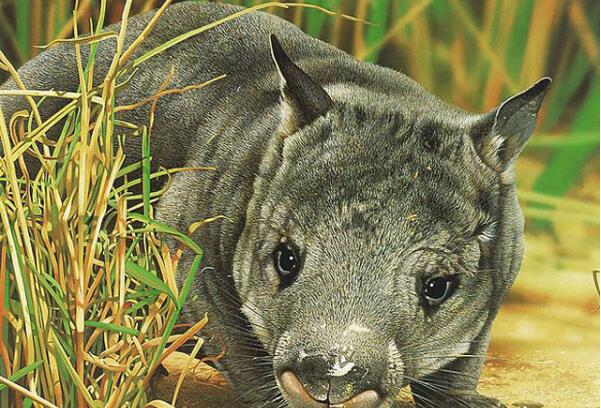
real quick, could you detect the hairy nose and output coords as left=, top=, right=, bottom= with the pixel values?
left=278, top=352, right=383, bottom=407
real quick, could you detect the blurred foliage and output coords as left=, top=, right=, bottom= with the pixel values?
left=0, top=0, right=598, bottom=229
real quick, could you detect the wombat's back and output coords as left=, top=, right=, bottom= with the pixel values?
left=0, top=1, right=444, bottom=170
left=0, top=2, right=308, bottom=168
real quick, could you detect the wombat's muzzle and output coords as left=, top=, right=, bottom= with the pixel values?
left=276, top=344, right=386, bottom=408
left=273, top=293, right=395, bottom=406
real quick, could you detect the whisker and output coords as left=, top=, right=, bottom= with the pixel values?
left=406, top=374, right=472, bottom=408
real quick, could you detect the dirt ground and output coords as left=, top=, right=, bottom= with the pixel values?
left=154, top=233, right=600, bottom=408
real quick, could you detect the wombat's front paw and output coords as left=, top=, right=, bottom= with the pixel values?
left=415, top=390, right=506, bottom=408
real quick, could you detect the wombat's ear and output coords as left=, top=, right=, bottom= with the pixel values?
left=270, top=34, right=333, bottom=136
left=470, top=77, right=551, bottom=171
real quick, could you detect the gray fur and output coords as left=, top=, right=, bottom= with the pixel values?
left=0, top=2, right=550, bottom=407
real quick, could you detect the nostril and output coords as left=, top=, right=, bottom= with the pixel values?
left=298, top=354, right=330, bottom=382
left=296, top=355, right=331, bottom=400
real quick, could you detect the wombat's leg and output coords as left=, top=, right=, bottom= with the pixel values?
left=410, top=330, right=506, bottom=408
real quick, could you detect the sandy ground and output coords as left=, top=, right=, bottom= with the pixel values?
left=154, top=234, right=600, bottom=408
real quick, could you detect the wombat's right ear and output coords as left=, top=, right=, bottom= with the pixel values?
left=270, top=34, right=333, bottom=136
left=470, top=77, right=551, bottom=174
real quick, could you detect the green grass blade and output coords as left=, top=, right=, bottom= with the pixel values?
left=0, top=360, right=43, bottom=392
left=15, top=1, right=31, bottom=60
left=533, top=77, right=600, bottom=196
left=504, top=0, right=534, bottom=83
left=142, top=127, right=151, bottom=218
left=84, top=321, right=140, bottom=336
left=531, top=76, right=600, bottom=229
left=125, top=260, right=177, bottom=304
left=128, top=213, right=204, bottom=255
left=542, top=51, right=592, bottom=131
left=526, top=132, right=599, bottom=148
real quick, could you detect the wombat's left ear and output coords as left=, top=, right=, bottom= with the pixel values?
left=270, top=34, right=333, bottom=136
left=470, top=77, right=551, bottom=171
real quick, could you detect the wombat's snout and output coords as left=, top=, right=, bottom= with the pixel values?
left=277, top=351, right=384, bottom=407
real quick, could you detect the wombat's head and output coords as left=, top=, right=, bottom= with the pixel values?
left=232, top=35, right=550, bottom=407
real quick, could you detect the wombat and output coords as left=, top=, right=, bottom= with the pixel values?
left=0, top=2, right=550, bottom=407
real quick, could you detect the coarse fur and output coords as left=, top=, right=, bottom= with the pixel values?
left=0, top=2, right=550, bottom=407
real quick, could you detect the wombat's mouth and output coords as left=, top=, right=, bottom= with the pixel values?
left=276, top=370, right=382, bottom=408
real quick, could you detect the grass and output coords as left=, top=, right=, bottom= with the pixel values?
left=0, top=2, right=214, bottom=406
left=0, top=1, right=598, bottom=407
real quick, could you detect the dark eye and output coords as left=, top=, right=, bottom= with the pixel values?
left=423, top=277, right=453, bottom=306
left=272, top=242, right=301, bottom=288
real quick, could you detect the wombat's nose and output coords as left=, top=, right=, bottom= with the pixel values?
left=279, top=371, right=381, bottom=407
left=278, top=354, right=383, bottom=407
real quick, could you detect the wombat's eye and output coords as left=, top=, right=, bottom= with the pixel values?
left=272, top=242, right=301, bottom=288
left=423, top=277, right=453, bottom=306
